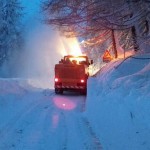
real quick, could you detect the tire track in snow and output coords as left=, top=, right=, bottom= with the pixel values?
left=60, top=112, right=68, bottom=150
left=0, top=90, right=55, bottom=150
left=75, top=116, right=102, bottom=150
left=49, top=94, right=102, bottom=150
left=0, top=90, right=54, bottom=134
left=81, top=117, right=102, bottom=150
left=30, top=109, right=68, bottom=150
left=16, top=98, right=55, bottom=150
left=61, top=109, right=102, bottom=150
left=5, top=90, right=67, bottom=150
left=0, top=89, right=102, bottom=150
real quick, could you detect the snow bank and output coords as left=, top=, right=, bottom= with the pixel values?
left=86, top=54, right=150, bottom=150
left=0, top=79, right=29, bottom=95
left=0, top=78, right=52, bottom=130
left=0, top=78, right=52, bottom=95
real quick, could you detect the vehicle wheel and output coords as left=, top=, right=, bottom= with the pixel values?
left=59, top=89, right=63, bottom=94
left=80, top=89, right=87, bottom=95
left=55, top=88, right=63, bottom=94
left=55, top=88, right=59, bottom=94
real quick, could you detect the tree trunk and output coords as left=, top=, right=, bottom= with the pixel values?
left=131, top=26, right=139, bottom=51
left=112, top=29, right=118, bottom=58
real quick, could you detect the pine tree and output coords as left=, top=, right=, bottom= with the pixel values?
left=0, top=0, right=23, bottom=66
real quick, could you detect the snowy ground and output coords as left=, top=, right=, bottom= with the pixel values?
left=0, top=53, right=150, bottom=150
left=86, top=53, right=150, bottom=150
left=0, top=79, right=102, bottom=150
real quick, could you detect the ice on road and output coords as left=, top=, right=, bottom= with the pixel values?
left=0, top=85, right=102, bottom=150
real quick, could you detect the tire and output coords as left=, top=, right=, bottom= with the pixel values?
left=55, top=88, right=59, bottom=94
left=80, top=89, right=87, bottom=95
left=55, top=88, right=63, bottom=94
left=59, top=89, right=63, bottom=94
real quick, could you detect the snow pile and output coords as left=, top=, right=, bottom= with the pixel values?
left=86, top=54, right=150, bottom=150
left=0, top=78, right=52, bottom=95
left=0, top=78, right=51, bottom=134
left=0, top=79, right=29, bottom=95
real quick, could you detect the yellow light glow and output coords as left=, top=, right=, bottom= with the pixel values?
left=69, top=38, right=82, bottom=56
left=70, top=57, right=86, bottom=62
left=117, top=50, right=135, bottom=59
left=58, top=36, right=82, bottom=56
left=66, top=56, right=87, bottom=65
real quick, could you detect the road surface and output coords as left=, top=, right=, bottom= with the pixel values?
left=0, top=88, right=102, bottom=150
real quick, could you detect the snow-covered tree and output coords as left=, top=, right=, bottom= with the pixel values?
left=42, top=0, right=150, bottom=56
left=0, top=0, right=23, bottom=66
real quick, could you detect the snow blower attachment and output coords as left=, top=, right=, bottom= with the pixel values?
left=54, top=55, right=93, bottom=95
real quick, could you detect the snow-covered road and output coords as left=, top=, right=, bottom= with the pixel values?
left=0, top=84, right=102, bottom=150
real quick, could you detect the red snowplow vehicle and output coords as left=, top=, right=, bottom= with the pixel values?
left=54, top=55, right=93, bottom=95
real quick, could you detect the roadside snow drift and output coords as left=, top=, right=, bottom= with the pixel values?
left=0, top=53, right=150, bottom=150
left=86, top=54, right=150, bottom=150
